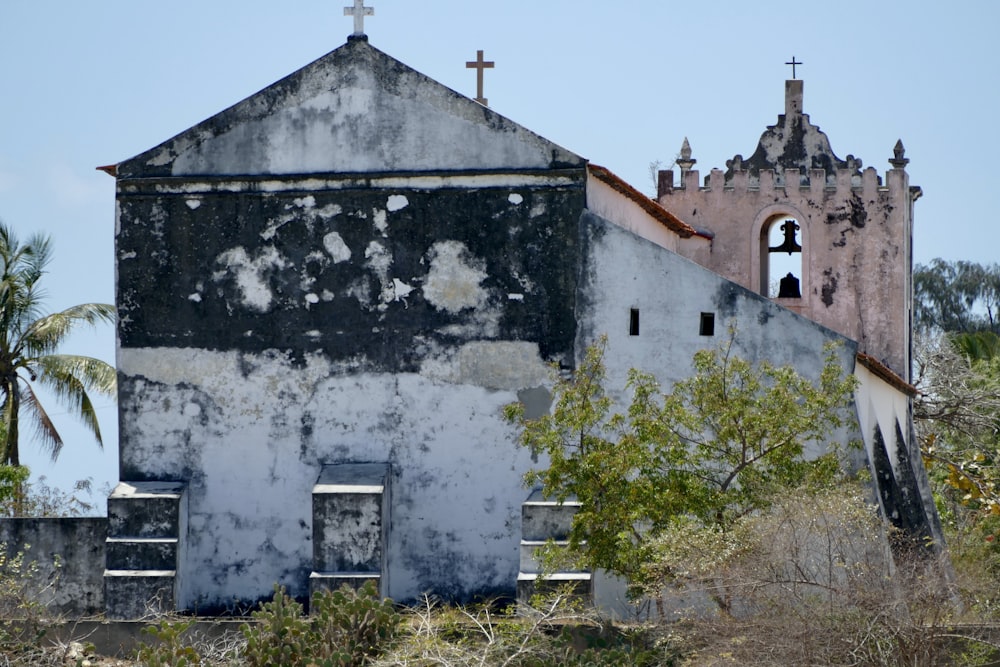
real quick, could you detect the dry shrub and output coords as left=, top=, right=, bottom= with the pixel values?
left=648, top=485, right=994, bottom=666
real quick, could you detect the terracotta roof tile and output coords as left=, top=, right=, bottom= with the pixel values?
left=587, top=164, right=708, bottom=239
left=856, top=353, right=917, bottom=397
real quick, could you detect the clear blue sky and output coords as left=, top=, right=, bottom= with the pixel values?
left=1, top=1, right=997, bottom=502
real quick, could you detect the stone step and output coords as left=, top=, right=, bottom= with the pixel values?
left=519, top=539, right=589, bottom=574
left=105, top=537, right=178, bottom=571
left=308, top=572, right=382, bottom=599
left=516, top=572, right=593, bottom=604
left=521, top=488, right=580, bottom=542
left=103, top=569, right=176, bottom=620
left=107, top=482, right=186, bottom=539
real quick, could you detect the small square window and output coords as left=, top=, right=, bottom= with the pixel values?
left=629, top=308, right=640, bottom=336
left=699, top=312, right=715, bottom=336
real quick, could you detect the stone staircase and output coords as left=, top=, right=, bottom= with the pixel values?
left=104, top=481, right=186, bottom=619
left=309, top=463, right=390, bottom=600
left=516, top=489, right=591, bottom=603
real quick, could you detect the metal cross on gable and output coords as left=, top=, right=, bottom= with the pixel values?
left=345, top=0, right=374, bottom=37
left=466, top=50, right=495, bottom=106
left=785, top=56, right=802, bottom=79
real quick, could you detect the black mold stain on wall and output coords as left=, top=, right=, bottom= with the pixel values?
left=821, top=268, right=839, bottom=307
left=117, top=178, right=586, bottom=370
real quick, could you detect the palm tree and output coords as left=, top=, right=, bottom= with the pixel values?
left=0, top=223, right=116, bottom=467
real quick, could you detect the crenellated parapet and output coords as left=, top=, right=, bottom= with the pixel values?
left=660, top=162, right=899, bottom=197
left=657, top=80, right=920, bottom=381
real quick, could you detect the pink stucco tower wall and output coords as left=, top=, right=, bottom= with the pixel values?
left=658, top=80, right=921, bottom=381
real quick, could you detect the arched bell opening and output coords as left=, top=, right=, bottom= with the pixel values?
left=760, top=215, right=804, bottom=299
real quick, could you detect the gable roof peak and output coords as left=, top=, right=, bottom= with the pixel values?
left=116, top=39, right=583, bottom=179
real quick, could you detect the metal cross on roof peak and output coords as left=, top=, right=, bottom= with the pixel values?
left=345, top=0, right=374, bottom=37
left=785, top=56, right=802, bottom=79
left=466, top=49, right=495, bottom=106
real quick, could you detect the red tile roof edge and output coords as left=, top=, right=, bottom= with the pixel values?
left=587, top=164, right=708, bottom=240
left=96, top=165, right=118, bottom=177
left=856, top=353, right=917, bottom=397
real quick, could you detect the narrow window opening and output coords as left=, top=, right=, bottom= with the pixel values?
left=629, top=308, right=640, bottom=336
left=699, top=312, right=715, bottom=336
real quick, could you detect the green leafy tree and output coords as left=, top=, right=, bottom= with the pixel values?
left=914, top=259, right=1000, bottom=335
left=505, top=334, right=858, bottom=597
left=0, top=223, right=115, bottom=467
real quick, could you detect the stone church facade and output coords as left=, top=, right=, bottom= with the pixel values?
left=0, top=34, right=940, bottom=618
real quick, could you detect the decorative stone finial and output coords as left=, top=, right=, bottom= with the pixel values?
left=677, top=137, right=696, bottom=173
left=889, top=139, right=909, bottom=169
left=845, top=154, right=863, bottom=171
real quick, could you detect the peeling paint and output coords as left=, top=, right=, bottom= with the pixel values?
left=392, top=278, right=414, bottom=304
left=323, top=232, right=352, bottom=263
left=214, top=246, right=288, bottom=313
left=386, top=194, right=408, bottom=212
left=419, top=341, right=550, bottom=390
left=372, top=208, right=388, bottom=234
left=422, top=241, right=488, bottom=314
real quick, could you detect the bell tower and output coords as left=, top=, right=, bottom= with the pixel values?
left=658, top=79, right=921, bottom=381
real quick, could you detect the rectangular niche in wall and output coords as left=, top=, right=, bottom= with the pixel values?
left=629, top=308, right=640, bottom=336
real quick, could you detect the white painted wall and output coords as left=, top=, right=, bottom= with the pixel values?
left=585, top=176, right=681, bottom=253
left=119, top=343, right=551, bottom=607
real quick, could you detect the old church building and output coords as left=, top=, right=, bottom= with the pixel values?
left=1, top=26, right=938, bottom=618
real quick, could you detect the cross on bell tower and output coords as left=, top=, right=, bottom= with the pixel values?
left=344, top=0, right=374, bottom=38
left=785, top=56, right=802, bottom=79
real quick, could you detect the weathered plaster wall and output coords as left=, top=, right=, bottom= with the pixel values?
left=585, top=175, right=682, bottom=253
left=575, top=211, right=868, bottom=614
left=118, top=39, right=582, bottom=179
left=115, top=174, right=587, bottom=608
left=121, top=356, right=549, bottom=608
left=0, top=518, right=106, bottom=616
left=116, top=180, right=582, bottom=370
left=576, top=210, right=860, bottom=401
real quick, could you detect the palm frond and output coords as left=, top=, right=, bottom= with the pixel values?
left=20, top=382, right=64, bottom=460
left=20, top=304, right=116, bottom=356
left=35, top=354, right=117, bottom=396
left=0, top=225, right=53, bottom=356
left=31, top=356, right=112, bottom=456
